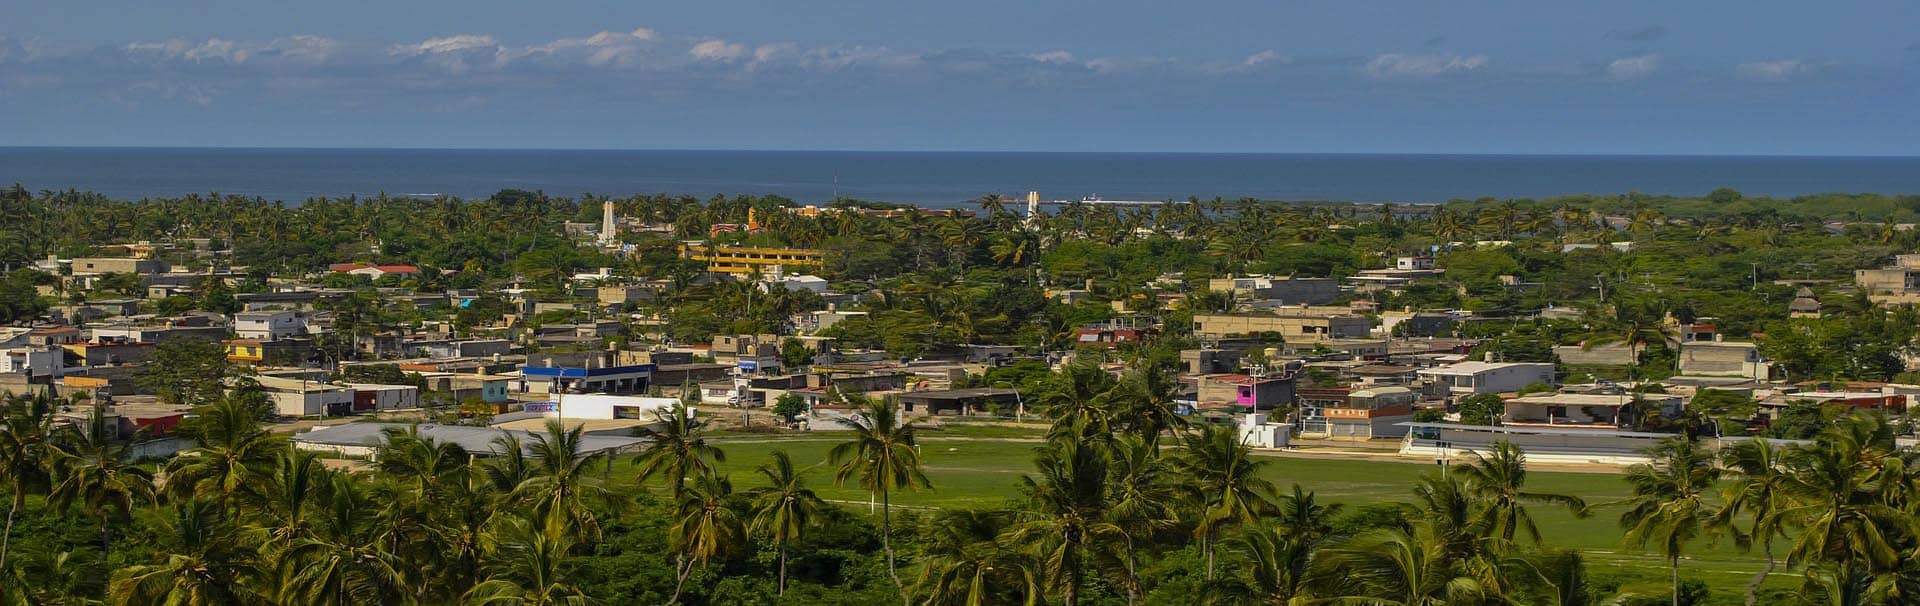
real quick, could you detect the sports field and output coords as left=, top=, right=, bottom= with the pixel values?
left=609, top=424, right=1793, bottom=603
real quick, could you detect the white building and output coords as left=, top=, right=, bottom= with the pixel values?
left=233, top=310, right=305, bottom=341
left=342, top=383, right=422, bottom=412
left=541, top=393, right=684, bottom=421
left=255, top=376, right=356, bottom=417
left=1418, top=361, right=1555, bottom=398
left=2, top=347, right=64, bottom=380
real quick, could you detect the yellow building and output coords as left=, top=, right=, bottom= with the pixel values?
left=679, top=243, right=827, bottom=274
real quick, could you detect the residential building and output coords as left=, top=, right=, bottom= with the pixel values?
left=255, top=376, right=356, bottom=417
left=1191, top=373, right=1296, bottom=412
left=1503, top=391, right=1682, bottom=427
left=70, top=257, right=169, bottom=275
left=343, top=383, right=421, bottom=412
left=1308, top=386, right=1417, bottom=440
left=1855, top=255, right=1920, bottom=295
left=794, top=308, right=868, bottom=334
left=1192, top=312, right=1372, bottom=342
left=2, top=346, right=64, bottom=383
left=1676, top=342, right=1772, bottom=380
left=233, top=310, right=306, bottom=340
left=60, top=341, right=154, bottom=367
left=1417, top=361, right=1556, bottom=398
left=537, top=393, right=682, bottom=420
left=517, top=359, right=654, bottom=395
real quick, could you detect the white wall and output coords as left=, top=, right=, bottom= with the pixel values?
left=552, top=393, right=683, bottom=420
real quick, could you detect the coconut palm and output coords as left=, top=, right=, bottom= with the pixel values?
left=47, top=408, right=156, bottom=556
left=1177, top=423, right=1278, bottom=580
left=111, top=499, right=271, bottom=606
left=666, top=471, right=745, bottom=606
left=162, top=397, right=286, bottom=514
left=511, top=421, right=613, bottom=543
left=829, top=398, right=932, bottom=603
left=1776, top=413, right=1909, bottom=584
left=276, top=474, right=410, bottom=606
left=1309, top=521, right=1502, bottom=606
left=5, top=548, right=107, bottom=606
left=374, top=424, right=472, bottom=501
left=747, top=451, right=828, bottom=596
left=632, top=402, right=724, bottom=502
left=462, top=515, right=597, bottom=606
left=1451, top=440, right=1588, bottom=545
left=1008, top=438, right=1124, bottom=606
left=917, top=509, right=1039, bottom=606
left=1101, top=436, right=1181, bottom=604
left=250, top=449, right=332, bottom=552
left=1110, top=363, right=1188, bottom=451
left=1033, top=360, right=1118, bottom=438
left=482, top=433, right=536, bottom=493
left=1202, top=524, right=1314, bottom=605
left=1615, top=436, right=1722, bottom=606
left=1713, top=437, right=1793, bottom=606
left=0, top=391, right=56, bottom=570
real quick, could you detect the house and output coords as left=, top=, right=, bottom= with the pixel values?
left=417, top=372, right=513, bottom=404
left=1676, top=342, right=1771, bottom=380
left=342, top=383, right=421, bottom=412
left=1206, top=276, right=1340, bottom=305
left=328, top=263, right=421, bottom=280
left=1855, top=255, right=1920, bottom=295
left=1396, top=256, right=1436, bottom=271
left=1379, top=310, right=1455, bottom=337
left=794, top=308, right=868, bottom=334
left=1192, top=312, right=1372, bottom=342
left=233, top=310, right=306, bottom=341
left=1552, top=343, right=1637, bottom=366
left=1074, top=319, right=1157, bottom=349
left=1417, top=361, right=1555, bottom=399
left=2, top=346, right=65, bottom=383
left=224, top=339, right=312, bottom=366
left=896, top=388, right=1022, bottom=416
left=254, top=376, right=357, bottom=417
left=1181, top=348, right=1245, bottom=374
left=60, top=341, right=154, bottom=367
left=537, top=393, right=682, bottom=421
left=70, top=257, right=169, bottom=275
left=1306, top=386, right=1417, bottom=440
left=1503, top=391, right=1682, bottom=428
left=1189, top=373, right=1296, bottom=412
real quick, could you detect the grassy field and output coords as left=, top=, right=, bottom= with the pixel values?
left=609, top=425, right=1791, bottom=603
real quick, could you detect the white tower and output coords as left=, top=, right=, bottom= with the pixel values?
left=599, top=201, right=617, bottom=244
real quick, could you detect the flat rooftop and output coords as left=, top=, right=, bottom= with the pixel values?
left=291, top=422, right=645, bottom=456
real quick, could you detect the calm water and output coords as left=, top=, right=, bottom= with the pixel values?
left=3, top=147, right=1918, bottom=206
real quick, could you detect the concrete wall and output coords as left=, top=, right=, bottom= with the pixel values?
left=553, top=393, right=682, bottom=420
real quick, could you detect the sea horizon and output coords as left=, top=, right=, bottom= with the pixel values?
left=6, top=146, right=1919, bottom=207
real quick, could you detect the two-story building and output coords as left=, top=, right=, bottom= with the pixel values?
left=233, top=310, right=306, bottom=341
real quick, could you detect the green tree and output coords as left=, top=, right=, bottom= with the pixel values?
left=0, top=392, right=56, bottom=570
left=1450, top=440, right=1588, bottom=545
left=632, top=403, right=725, bottom=501
left=829, top=398, right=932, bottom=604
left=462, top=516, right=598, bottom=606
left=747, top=451, right=828, bottom=596
left=666, top=472, right=745, bottom=605
left=1616, top=437, right=1722, bottom=606
left=916, top=509, right=1039, bottom=606
left=111, top=499, right=271, bottom=606
left=1456, top=393, right=1505, bottom=426
left=47, top=409, right=156, bottom=556
left=511, top=421, right=614, bottom=543
left=1711, top=437, right=1791, bottom=606
left=1177, top=423, right=1278, bottom=581
left=137, top=338, right=235, bottom=407
left=1008, top=438, right=1122, bottom=606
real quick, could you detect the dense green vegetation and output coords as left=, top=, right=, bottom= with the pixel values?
left=8, top=389, right=1920, bottom=605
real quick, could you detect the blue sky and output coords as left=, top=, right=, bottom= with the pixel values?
left=2, top=0, right=1916, bottom=154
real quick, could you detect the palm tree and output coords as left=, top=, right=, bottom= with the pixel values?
left=47, top=408, right=156, bottom=556
left=1615, top=436, right=1722, bottom=606
left=1177, top=423, right=1278, bottom=580
left=632, top=403, right=725, bottom=501
left=276, top=474, right=410, bottom=606
left=1202, top=524, right=1313, bottom=605
left=916, top=510, right=1039, bottom=606
left=482, top=434, right=536, bottom=493
left=1309, top=521, right=1500, bottom=606
left=829, top=398, right=932, bottom=604
left=1101, top=436, right=1180, bottom=604
left=5, top=548, right=107, bottom=606
left=666, top=471, right=745, bottom=606
left=1713, top=437, right=1793, bottom=606
left=162, top=397, right=285, bottom=514
left=747, top=451, right=828, bottom=596
left=1776, top=413, right=1908, bottom=586
left=0, top=392, right=56, bottom=570
left=1450, top=440, right=1588, bottom=545
left=1033, top=360, right=1118, bottom=437
left=462, top=515, right=598, bottom=606
left=1111, top=363, right=1188, bottom=451
left=510, top=421, right=613, bottom=543
left=250, top=449, right=331, bottom=552
left=111, top=499, right=271, bottom=606
left=374, top=424, right=472, bottom=501
left=1008, top=438, right=1123, bottom=606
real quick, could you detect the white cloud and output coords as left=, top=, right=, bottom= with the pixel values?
left=1736, top=59, right=1808, bottom=82
left=689, top=39, right=747, bottom=61
left=1365, top=53, right=1487, bottom=78
left=1606, top=54, right=1660, bottom=80
left=752, top=43, right=797, bottom=64
left=1028, top=50, right=1075, bottom=64
left=403, top=34, right=497, bottom=55
left=1242, top=49, right=1286, bottom=67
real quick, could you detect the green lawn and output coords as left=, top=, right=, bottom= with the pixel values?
left=609, top=428, right=1790, bottom=603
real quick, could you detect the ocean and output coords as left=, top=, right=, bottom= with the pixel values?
left=3, top=147, right=1919, bottom=207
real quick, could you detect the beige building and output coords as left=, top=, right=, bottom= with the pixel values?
left=1677, top=342, right=1771, bottom=380
left=1856, top=255, right=1920, bottom=295
left=71, top=257, right=169, bottom=275
left=1191, top=312, right=1372, bottom=342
